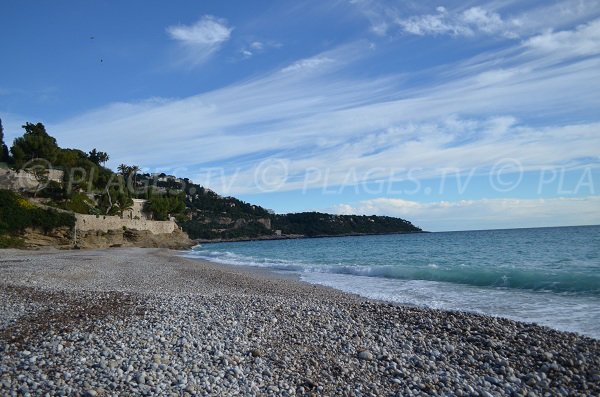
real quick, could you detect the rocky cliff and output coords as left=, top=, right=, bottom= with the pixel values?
left=20, top=227, right=194, bottom=250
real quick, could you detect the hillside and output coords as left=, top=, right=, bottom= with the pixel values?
left=273, top=212, right=421, bottom=237
left=0, top=121, right=423, bottom=243
left=132, top=173, right=422, bottom=239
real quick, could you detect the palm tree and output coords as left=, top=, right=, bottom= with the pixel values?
left=130, top=165, right=140, bottom=187
left=115, top=198, right=133, bottom=218
left=117, top=163, right=129, bottom=176
left=98, top=152, right=109, bottom=167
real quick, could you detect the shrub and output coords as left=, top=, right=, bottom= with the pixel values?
left=37, top=180, right=65, bottom=200
left=0, top=235, right=25, bottom=248
left=0, top=189, right=75, bottom=235
left=54, top=192, right=95, bottom=214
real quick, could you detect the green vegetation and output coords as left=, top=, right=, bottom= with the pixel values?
left=144, top=192, right=186, bottom=221
left=96, top=187, right=134, bottom=216
left=3, top=122, right=135, bottom=217
left=56, top=147, right=115, bottom=194
left=5, top=123, right=114, bottom=194
left=181, top=219, right=271, bottom=240
left=175, top=179, right=273, bottom=239
left=11, top=122, right=60, bottom=168
left=273, top=212, right=421, bottom=237
left=0, top=190, right=75, bottom=235
left=50, top=192, right=96, bottom=214
left=88, top=148, right=109, bottom=167
left=177, top=179, right=421, bottom=239
left=0, top=234, right=25, bottom=249
left=0, top=120, right=423, bottom=242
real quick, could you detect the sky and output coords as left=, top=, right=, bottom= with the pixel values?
left=1, top=0, right=600, bottom=231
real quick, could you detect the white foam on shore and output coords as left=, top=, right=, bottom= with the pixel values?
left=300, top=272, right=600, bottom=339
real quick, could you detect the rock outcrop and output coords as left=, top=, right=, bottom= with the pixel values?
left=21, top=227, right=73, bottom=249
left=20, top=227, right=193, bottom=250
left=75, top=228, right=193, bottom=250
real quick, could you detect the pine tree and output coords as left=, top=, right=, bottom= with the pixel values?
left=11, top=122, right=59, bottom=168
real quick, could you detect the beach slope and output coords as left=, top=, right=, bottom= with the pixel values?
left=0, top=248, right=598, bottom=396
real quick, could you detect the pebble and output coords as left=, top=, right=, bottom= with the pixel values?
left=0, top=248, right=598, bottom=396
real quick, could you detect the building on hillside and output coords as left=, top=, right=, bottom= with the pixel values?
left=122, top=198, right=149, bottom=220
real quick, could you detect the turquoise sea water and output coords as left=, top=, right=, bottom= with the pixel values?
left=184, top=225, right=600, bottom=338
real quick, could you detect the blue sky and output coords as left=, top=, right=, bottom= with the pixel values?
left=2, top=0, right=600, bottom=231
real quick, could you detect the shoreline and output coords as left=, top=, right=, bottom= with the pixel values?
left=1, top=248, right=598, bottom=396
left=193, top=230, right=427, bottom=244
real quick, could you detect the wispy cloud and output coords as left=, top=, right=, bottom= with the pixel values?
left=354, top=0, right=600, bottom=40
left=523, top=18, right=600, bottom=57
left=332, top=196, right=600, bottom=231
left=166, top=15, right=232, bottom=67
left=508, top=0, right=600, bottom=36
left=281, top=56, right=334, bottom=73
left=396, top=6, right=518, bottom=38
left=49, top=19, right=600, bottom=195
left=240, top=40, right=281, bottom=59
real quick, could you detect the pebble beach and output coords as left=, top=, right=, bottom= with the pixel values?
left=0, top=248, right=598, bottom=396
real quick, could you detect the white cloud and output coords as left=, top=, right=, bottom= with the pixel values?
left=167, top=15, right=231, bottom=45
left=332, top=196, right=600, bottom=231
left=240, top=40, right=281, bottom=59
left=371, top=22, right=389, bottom=36
left=47, top=20, right=600, bottom=194
left=508, top=0, right=600, bottom=36
left=523, top=18, right=600, bottom=57
left=396, top=6, right=516, bottom=38
left=166, top=15, right=232, bottom=66
left=462, top=7, right=507, bottom=35
left=281, top=56, right=334, bottom=73
left=250, top=41, right=264, bottom=50
left=357, top=0, right=600, bottom=40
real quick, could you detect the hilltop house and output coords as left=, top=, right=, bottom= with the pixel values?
left=123, top=198, right=149, bottom=220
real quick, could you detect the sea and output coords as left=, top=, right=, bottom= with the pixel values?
left=183, top=225, right=600, bottom=339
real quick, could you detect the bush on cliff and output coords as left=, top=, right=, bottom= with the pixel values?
left=0, top=189, right=75, bottom=235
left=145, top=193, right=186, bottom=221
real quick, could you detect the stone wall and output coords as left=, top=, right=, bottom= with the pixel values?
left=0, top=168, right=64, bottom=191
left=75, top=214, right=176, bottom=234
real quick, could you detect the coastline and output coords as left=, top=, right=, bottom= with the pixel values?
left=194, top=230, right=427, bottom=244
left=1, top=248, right=598, bottom=396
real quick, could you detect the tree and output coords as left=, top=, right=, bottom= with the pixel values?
left=114, top=193, right=133, bottom=217
left=117, top=163, right=129, bottom=176
left=88, top=148, right=109, bottom=167
left=130, top=165, right=140, bottom=187
left=145, top=193, right=186, bottom=221
left=88, top=148, right=100, bottom=164
left=11, top=122, right=59, bottom=168
left=98, top=187, right=132, bottom=216
left=31, top=164, right=49, bottom=198
left=0, top=119, right=9, bottom=163
left=98, top=151, right=109, bottom=167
